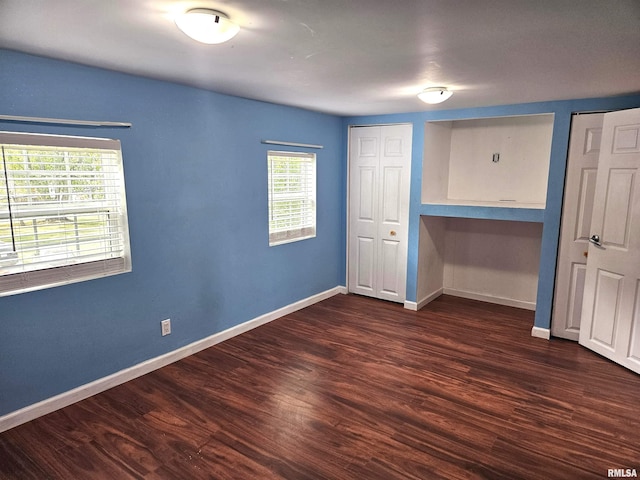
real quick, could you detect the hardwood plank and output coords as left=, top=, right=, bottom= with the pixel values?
left=2, top=294, right=640, bottom=479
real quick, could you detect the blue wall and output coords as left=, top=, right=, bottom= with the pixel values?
left=344, top=94, right=640, bottom=331
left=0, top=50, right=346, bottom=416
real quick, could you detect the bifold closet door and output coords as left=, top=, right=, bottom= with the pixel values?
left=348, top=124, right=412, bottom=303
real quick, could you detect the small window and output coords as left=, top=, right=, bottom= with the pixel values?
left=0, top=131, right=131, bottom=296
left=267, top=150, right=316, bottom=246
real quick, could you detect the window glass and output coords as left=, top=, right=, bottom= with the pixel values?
left=0, top=131, right=131, bottom=296
left=267, top=151, right=316, bottom=246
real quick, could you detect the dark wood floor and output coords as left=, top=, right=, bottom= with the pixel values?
left=2, top=294, right=640, bottom=479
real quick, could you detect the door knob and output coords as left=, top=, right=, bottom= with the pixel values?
left=390, top=230, right=396, bottom=236
left=589, top=234, right=602, bottom=247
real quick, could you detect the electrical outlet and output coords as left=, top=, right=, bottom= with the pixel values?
left=161, top=319, right=171, bottom=336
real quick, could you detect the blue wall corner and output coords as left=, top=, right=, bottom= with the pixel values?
left=0, top=49, right=346, bottom=415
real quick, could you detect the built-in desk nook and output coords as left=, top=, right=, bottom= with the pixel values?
left=416, top=113, right=554, bottom=310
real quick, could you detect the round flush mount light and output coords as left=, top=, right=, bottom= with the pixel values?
left=175, top=8, right=240, bottom=44
left=418, top=87, right=453, bottom=104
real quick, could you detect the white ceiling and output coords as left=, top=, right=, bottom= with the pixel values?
left=1, top=0, right=639, bottom=116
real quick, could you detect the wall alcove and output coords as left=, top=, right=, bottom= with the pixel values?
left=417, top=113, right=554, bottom=309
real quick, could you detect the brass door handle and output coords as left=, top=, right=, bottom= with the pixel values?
left=390, top=230, right=396, bottom=236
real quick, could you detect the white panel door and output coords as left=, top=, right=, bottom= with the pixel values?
left=349, top=126, right=379, bottom=297
left=579, top=108, right=640, bottom=374
left=348, top=124, right=412, bottom=303
left=552, top=113, right=604, bottom=340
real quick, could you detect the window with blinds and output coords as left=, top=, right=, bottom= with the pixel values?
left=267, top=150, right=316, bottom=246
left=0, top=131, right=131, bottom=296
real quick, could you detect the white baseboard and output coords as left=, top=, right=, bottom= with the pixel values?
left=404, top=288, right=443, bottom=311
left=0, top=285, right=347, bottom=433
left=531, top=326, right=551, bottom=340
left=403, top=301, right=418, bottom=311
left=443, top=288, right=536, bottom=311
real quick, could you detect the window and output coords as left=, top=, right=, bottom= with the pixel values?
left=267, top=150, right=316, bottom=246
left=0, top=131, right=131, bottom=296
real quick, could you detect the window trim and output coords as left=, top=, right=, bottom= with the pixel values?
left=0, top=131, right=131, bottom=296
left=267, top=150, right=316, bottom=246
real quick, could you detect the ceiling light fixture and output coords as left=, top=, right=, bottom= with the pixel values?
left=418, top=87, right=453, bottom=104
left=175, top=8, right=239, bottom=44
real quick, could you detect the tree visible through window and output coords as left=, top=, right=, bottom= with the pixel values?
left=267, top=151, right=316, bottom=246
left=0, top=131, right=131, bottom=296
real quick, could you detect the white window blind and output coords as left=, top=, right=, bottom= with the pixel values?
left=0, top=131, right=131, bottom=296
left=267, top=150, right=316, bottom=246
